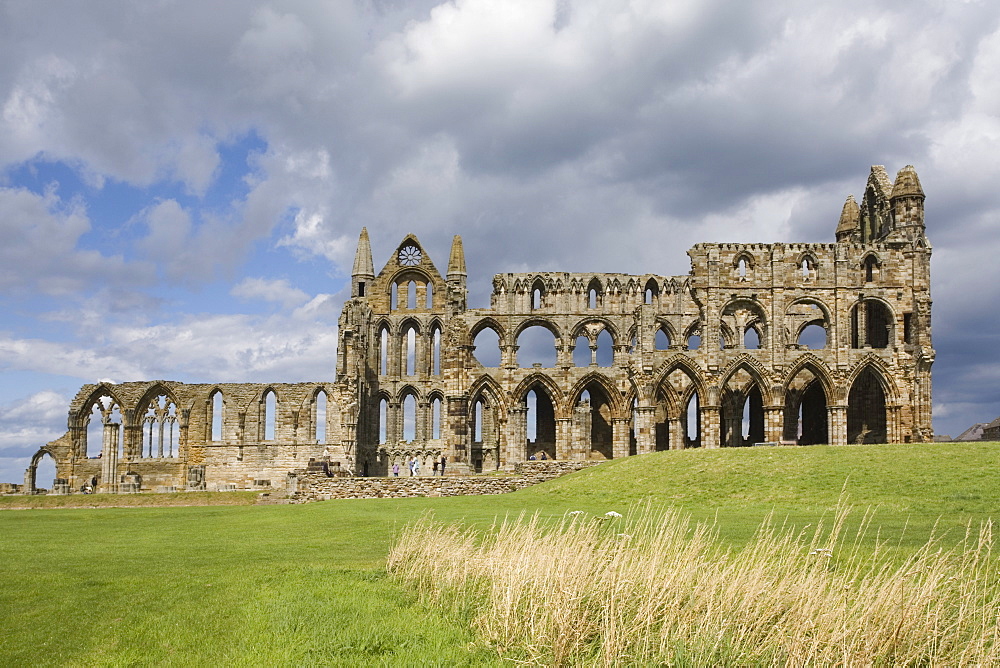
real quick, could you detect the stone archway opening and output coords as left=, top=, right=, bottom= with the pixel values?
left=525, top=385, right=556, bottom=460
left=784, top=366, right=829, bottom=445
left=720, top=367, right=764, bottom=447
left=848, top=368, right=887, bottom=444
left=575, top=382, right=614, bottom=460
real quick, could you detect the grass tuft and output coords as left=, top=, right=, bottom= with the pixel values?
left=388, top=504, right=1000, bottom=666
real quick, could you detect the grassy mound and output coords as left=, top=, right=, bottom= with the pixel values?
left=1, top=442, right=997, bottom=665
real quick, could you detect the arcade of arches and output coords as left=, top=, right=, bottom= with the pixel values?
left=22, top=165, right=934, bottom=492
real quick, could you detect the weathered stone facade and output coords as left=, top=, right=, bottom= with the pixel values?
left=25, top=165, right=933, bottom=493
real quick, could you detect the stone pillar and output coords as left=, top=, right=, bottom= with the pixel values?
left=572, top=404, right=591, bottom=460
left=100, top=422, right=119, bottom=493
left=502, top=345, right=518, bottom=369
left=828, top=406, right=847, bottom=445
left=416, top=401, right=430, bottom=441
left=887, top=405, right=901, bottom=443
left=668, top=418, right=684, bottom=450
left=701, top=405, right=721, bottom=449
left=555, top=417, right=573, bottom=460
left=387, top=402, right=401, bottom=444
left=765, top=406, right=784, bottom=443
left=507, top=406, right=527, bottom=464
left=612, top=418, right=630, bottom=458
left=634, top=406, right=656, bottom=454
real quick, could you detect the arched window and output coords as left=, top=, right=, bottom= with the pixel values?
left=687, top=334, right=701, bottom=350
left=210, top=390, right=223, bottom=442
left=655, top=328, right=670, bottom=350
left=404, top=326, right=417, bottom=376
left=473, top=327, right=501, bottom=367
left=744, top=327, right=760, bottom=349
left=685, top=392, right=700, bottom=444
left=380, top=328, right=389, bottom=375
left=474, top=400, right=484, bottom=442
left=517, top=326, right=558, bottom=367
left=86, top=395, right=122, bottom=459
left=644, top=278, right=659, bottom=305
left=264, top=390, right=276, bottom=441
left=863, top=255, right=880, bottom=283
left=390, top=283, right=398, bottom=310
left=142, top=394, right=179, bottom=458
left=314, top=390, right=327, bottom=443
left=407, top=281, right=416, bottom=309
left=573, top=335, right=590, bottom=367
left=403, top=394, right=416, bottom=442
left=531, top=279, right=545, bottom=311
left=432, top=327, right=441, bottom=375
left=595, top=329, right=613, bottom=366
left=587, top=278, right=602, bottom=309
left=797, top=324, right=827, bottom=349
left=426, top=283, right=434, bottom=309
left=737, top=257, right=748, bottom=279
left=378, top=398, right=387, bottom=444
left=431, top=397, right=442, bottom=439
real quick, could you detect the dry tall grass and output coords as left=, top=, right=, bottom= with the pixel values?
left=387, top=506, right=1000, bottom=666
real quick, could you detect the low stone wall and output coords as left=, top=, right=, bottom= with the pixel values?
left=288, top=460, right=602, bottom=502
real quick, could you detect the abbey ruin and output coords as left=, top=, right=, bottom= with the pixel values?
left=23, top=165, right=934, bottom=493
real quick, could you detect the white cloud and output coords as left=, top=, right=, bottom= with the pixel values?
left=0, top=186, right=142, bottom=295
left=231, top=277, right=310, bottom=310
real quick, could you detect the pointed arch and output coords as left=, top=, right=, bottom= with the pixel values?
left=512, top=372, right=564, bottom=408
left=469, top=375, right=509, bottom=417
left=782, top=354, right=836, bottom=401
left=718, top=354, right=775, bottom=405
left=652, top=355, right=708, bottom=402
left=567, top=372, right=623, bottom=417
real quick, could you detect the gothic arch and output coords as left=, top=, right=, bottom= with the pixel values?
left=846, top=355, right=901, bottom=405
left=567, top=372, right=623, bottom=417
left=469, top=316, right=507, bottom=346
left=718, top=354, right=775, bottom=405
left=512, top=372, right=563, bottom=411
left=513, top=317, right=562, bottom=341
left=652, top=355, right=708, bottom=401
left=469, top=375, right=508, bottom=415
left=397, top=316, right=423, bottom=336
left=782, top=354, right=836, bottom=400
left=570, top=317, right=620, bottom=344
left=77, top=383, right=124, bottom=423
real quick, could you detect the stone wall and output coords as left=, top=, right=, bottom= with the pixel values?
left=288, top=460, right=600, bottom=502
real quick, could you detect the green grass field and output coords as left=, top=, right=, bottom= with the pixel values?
left=2, top=442, right=998, bottom=665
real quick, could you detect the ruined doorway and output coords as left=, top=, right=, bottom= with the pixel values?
left=848, top=368, right=887, bottom=443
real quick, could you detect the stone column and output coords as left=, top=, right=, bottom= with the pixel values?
left=765, top=406, right=784, bottom=443
left=668, top=418, right=684, bottom=450
left=100, top=422, right=119, bottom=493
left=555, top=417, right=573, bottom=460
left=634, top=406, right=656, bottom=454
left=572, top=405, right=591, bottom=459
left=828, top=406, right=847, bottom=445
left=701, top=405, right=721, bottom=449
left=507, top=406, right=527, bottom=463
left=612, top=418, right=630, bottom=458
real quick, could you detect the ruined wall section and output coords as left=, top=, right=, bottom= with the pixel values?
left=40, top=380, right=343, bottom=493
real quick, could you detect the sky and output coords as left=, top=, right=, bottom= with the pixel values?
left=2, top=0, right=1000, bottom=483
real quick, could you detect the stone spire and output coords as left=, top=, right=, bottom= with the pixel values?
left=890, top=165, right=926, bottom=236
left=446, top=235, right=467, bottom=313
left=890, top=165, right=925, bottom=199
left=447, top=235, right=466, bottom=279
left=352, top=227, right=375, bottom=298
left=836, top=195, right=860, bottom=242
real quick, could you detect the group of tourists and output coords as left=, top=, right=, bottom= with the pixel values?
left=391, top=456, right=448, bottom=477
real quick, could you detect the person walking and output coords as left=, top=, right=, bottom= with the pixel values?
left=392, top=462, right=399, bottom=477
left=432, top=459, right=439, bottom=476
left=439, top=455, right=446, bottom=476
left=413, top=458, right=421, bottom=476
